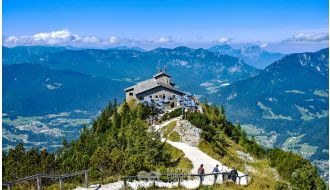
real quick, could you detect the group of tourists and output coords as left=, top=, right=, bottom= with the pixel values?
left=197, top=164, right=238, bottom=183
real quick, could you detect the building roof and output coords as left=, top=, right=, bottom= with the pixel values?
left=153, top=71, right=171, bottom=78
left=124, top=78, right=184, bottom=95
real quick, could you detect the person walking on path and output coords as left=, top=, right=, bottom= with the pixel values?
left=212, top=164, right=222, bottom=173
left=230, top=168, right=238, bottom=183
left=197, top=164, right=205, bottom=181
left=212, top=164, right=221, bottom=183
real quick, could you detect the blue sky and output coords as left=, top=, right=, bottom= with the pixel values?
left=3, top=0, right=329, bottom=52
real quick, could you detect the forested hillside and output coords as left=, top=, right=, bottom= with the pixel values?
left=3, top=100, right=326, bottom=189
left=210, top=48, right=329, bottom=179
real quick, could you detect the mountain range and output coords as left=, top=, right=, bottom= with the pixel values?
left=2, top=45, right=329, bottom=179
left=3, top=63, right=128, bottom=116
left=208, top=48, right=329, bottom=177
left=209, top=44, right=285, bottom=69
left=2, top=45, right=259, bottom=153
left=3, top=46, right=260, bottom=97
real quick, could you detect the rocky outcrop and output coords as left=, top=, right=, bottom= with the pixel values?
left=173, top=120, right=201, bottom=146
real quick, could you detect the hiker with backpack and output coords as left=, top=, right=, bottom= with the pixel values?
left=229, top=168, right=238, bottom=183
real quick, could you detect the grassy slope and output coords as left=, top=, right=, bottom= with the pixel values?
left=161, top=121, right=192, bottom=170
left=160, top=117, right=280, bottom=189
left=161, top=121, right=177, bottom=138
left=198, top=138, right=281, bottom=190
left=165, top=143, right=193, bottom=171
left=169, top=131, right=181, bottom=142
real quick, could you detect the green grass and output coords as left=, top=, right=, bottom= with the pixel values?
left=198, top=139, right=281, bottom=190
left=162, top=121, right=177, bottom=138
left=198, top=139, right=244, bottom=172
left=168, top=131, right=181, bottom=142
left=9, top=181, right=85, bottom=190
left=165, top=143, right=193, bottom=171
left=126, top=99, right=137, bottom=109
left=14, top=175, right=123, bottom=190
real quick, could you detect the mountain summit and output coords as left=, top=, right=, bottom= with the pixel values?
left=209, top=44, right=285, bottom=69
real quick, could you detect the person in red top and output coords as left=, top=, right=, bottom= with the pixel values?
left=197, top=164, right=205, bottom=181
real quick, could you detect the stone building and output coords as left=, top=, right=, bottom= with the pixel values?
left=124, top=70, right=185, bottom=103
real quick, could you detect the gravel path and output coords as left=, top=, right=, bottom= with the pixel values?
left=165, top=139, right=249, bottom=185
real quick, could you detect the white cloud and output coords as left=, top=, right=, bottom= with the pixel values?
left=31, top=29, right=80, bottom=45
left=260, top=43, right=268, bottom=48
left=3, top=29, right=129, bottom=47
left=81, top=36, right=99, bottom=43
left=4, top=29, right=82, bottom=46
left=4, top=36, right=19, bottom=44
left=107, top=36, right=121, bottom=44
left=217, top=37, right=231, bottom=44
left=33, top=30, right=72, bottom=41
left=155, top=36, right=173, bottom=43
left=286, top=33, right=329, bottom=42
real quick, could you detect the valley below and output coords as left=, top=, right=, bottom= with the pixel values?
left=2, top=110, right=94, bottom=152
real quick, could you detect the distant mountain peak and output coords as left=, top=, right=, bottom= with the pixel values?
left=209, top=44, right=285, bottom=69
left=112, top=46, right=146, bottom=52
left=265, top=48, right=329, bottom=77
left=209, top=44, right=234, bottom=50
left=172, top=46, right=194, bottom=51
left=241, top=45, right=263, bottom=52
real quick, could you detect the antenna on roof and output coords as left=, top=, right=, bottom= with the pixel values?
left=157, top=60, right=162, bottom=73
left=164, top=66, right=167, bottom=73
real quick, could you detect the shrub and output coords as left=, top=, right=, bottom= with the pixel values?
left=161, top=108, right=182, bottom=121
left=168, top=131, right=181, bottom=142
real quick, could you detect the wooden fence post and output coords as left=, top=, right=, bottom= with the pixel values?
left=178, top=175, right=181, bottom=187
left=59, top=178, right=64, bottom=190
left=84, top=171, right=88, bottom=188
left=8, top=184, right=13, bottom=190
left=124, top=179, right=127, bottom=190
left=37, top=176, right=41, bottom=190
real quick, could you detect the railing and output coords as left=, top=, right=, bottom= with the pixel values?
left=3, top=170, right=249, bottom=189
left=122, top=172, right=249, bottom=189
left=2, top=170, right=90, bottom=190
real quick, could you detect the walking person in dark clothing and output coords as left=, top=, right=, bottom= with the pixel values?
left=230, top=168, right=238, bottom=183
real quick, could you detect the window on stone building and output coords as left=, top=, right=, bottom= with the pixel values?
left=129, top=92, right=133, bottom=96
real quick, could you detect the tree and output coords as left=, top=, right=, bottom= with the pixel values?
left=90, top=147, right=111, bottom=180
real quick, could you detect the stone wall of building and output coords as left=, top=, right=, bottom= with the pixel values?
left=136, top=86, right=184, bottom=100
